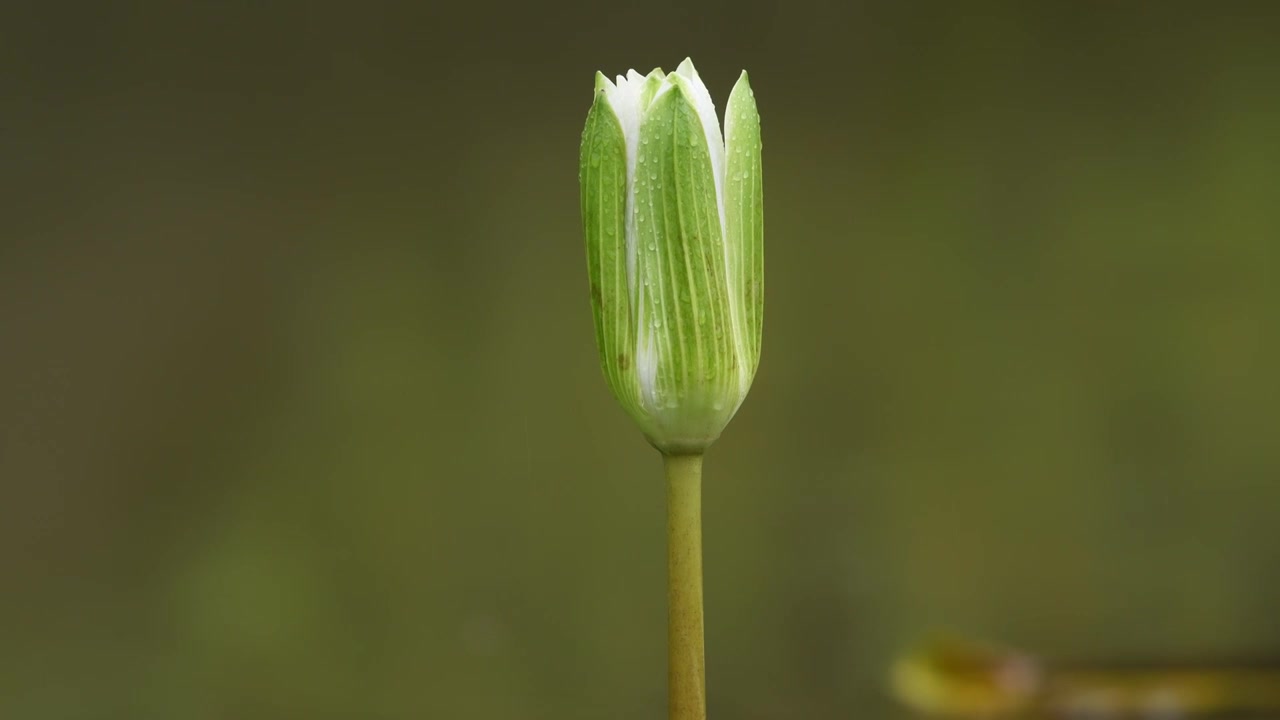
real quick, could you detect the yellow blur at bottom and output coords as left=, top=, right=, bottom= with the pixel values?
left=892, top=638, right=1280, bottom=718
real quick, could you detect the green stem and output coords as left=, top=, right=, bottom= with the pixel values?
left=664, top=453, right=706, bottom=720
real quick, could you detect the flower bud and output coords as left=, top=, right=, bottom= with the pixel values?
left=580, top=58, right=763, bottom=454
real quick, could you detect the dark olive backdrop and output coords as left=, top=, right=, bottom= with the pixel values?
left=3, top=2, right=1279, bottom=718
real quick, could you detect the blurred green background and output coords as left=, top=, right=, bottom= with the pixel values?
left=3, top=2, right=1279, bottom=718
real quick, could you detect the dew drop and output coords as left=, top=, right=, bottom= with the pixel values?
left=649, top=171, right=658, bottom=180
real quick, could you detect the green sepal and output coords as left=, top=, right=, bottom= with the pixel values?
left=579, top=82, right=639, bottom=415
left=633, top=82, right=738, bottom=452
left=724, top=71, right=764, bottom=379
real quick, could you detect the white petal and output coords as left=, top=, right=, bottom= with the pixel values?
left=601, top=69, right=653, bottom=310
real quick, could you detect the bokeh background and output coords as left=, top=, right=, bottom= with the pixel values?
left=4, top=2, right=1279, bottom=718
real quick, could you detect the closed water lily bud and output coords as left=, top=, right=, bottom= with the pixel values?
left=580, top=59, right=763, bottom=455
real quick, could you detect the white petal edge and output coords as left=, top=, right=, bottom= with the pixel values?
left=600, top=70, right=650, bottom=374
